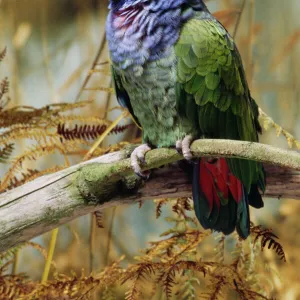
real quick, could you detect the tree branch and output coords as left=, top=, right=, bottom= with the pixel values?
left=0, top=139, right=299, bottom=252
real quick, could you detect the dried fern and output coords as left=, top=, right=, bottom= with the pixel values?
left=0, top=142, right=66, bottom=192
left=94, top=210, right=104, bottom=228
left=250, top=224, right=286, bottom=262
left=0, top=100, right=93, bottom=129
left=259, top=108, right=300, bottom=150
left=57, top=123, right=132, bottom=141
left=213, top=233, right=225, bottom=264
left=122, top=262, right=156, bottom=300
left=154, top=199, right=168, bottom=218
left=0, top=143, right=14, bottom=163
left=101, top=287, right=117, bottom=300
left=175, top=274, right=200, bottom=300
left=0, top=77, right=9, bottom=101
left=0, top=47, right=6, bottom=62
left=0, top=242, right=47, bottom=265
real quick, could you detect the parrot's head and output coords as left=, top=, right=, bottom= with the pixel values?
left=109, top=0, right=207, bottom=12
left=109, top=0, right=147, bottom=11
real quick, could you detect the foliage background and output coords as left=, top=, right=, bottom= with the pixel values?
left=0, top=0, right=300, bottom=299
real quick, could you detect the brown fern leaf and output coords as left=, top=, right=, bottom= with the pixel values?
left=172, top=198, right=194, bottom=221
left=31, top=274, right=101, bottom=299
left=101, top=287, right=116, bottom=300
left=214, top=233, right=225, bottom=264
left=122, top=263, right=157, bottom=300
left=0, top=143, right=65, bottom=192
left=6, top=168, right=39, bottom=190
left=24, top=165, right=67, bottom=183
left=172, top=199, right=182, bottom=216
left=158, top=268, right=176, bottom=300
left=250, top=224, right=286, bottom=262
left=0, top=101, right=93, bottom=128
left=0, top=47, right=6, bottom=62
left=0, top=273, right=35, bottom=299
left=206, top=276, right=226, bottom=300
left=157, top=261, right=208, bottom=300
left=181, top=197, right=192, bottom=211
left=94, top=210, right=104, bottom=228
left=175, top=261, right=209, bottom=276
left=154, top=199, right=168, bottom=219
left=57, top=123, right=133, bottom=141
left=0, top=143, right=14, bottom=163
left=233, top=279, right=271, bottom=300
left=0, top=242, right=47, bottom=266
left=0, top=77, right=9, bottom=102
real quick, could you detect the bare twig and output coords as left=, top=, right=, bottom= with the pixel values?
left=233, top=0, right=247, bottom=39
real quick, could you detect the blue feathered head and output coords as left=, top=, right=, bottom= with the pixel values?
left=109, top=0, right=207, bottom=11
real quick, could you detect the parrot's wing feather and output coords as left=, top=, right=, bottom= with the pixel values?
left=175, top=17, right=265, bottom=192
left=111, top=66, right=141, bottom=127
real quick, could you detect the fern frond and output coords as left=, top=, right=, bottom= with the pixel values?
left=31, top=274, right=101, bottom=299
left=0, top=273, right=35, bottom=299
left=208, top=277, right=225, bottom=300
left=259, top=108, right=300, bottom=150
left=44, top=100, right=93, bottom=113
left=52, top=115, right=111, bottom=126
left=250, top=224, right=286, bottom=262
left=0, top=47, right=6, bottom=62
left=0, top=77, right=9, bottom=102
left=175, top=274, right=199, bottom=300
left=94, top=210, right=104, bottom=228
left=213, top=233, right=225, bottom=264
left=0, top=125, right=49, bottom=146
left=101, top=286, right=117, bottom=300
left=157, top=267, right=176, bottom=300
left=6, top=168, right=39, bottom=190
left=0, top=143, right=65, bottom=192
left=233, top=280, right=271, bottom=300
left=0, top=101, right=93, bottom=128
left=231, top=237, right=244, bottom=271
left=30, top=258, right=123, bottom=299
left=122, top=263, right=157, bottom=300
left=0, top=241, right=46, bottom=266
left=159, top=260, right=209, bottom=299
left=0, top=247, right=21, bottom=266
left=0, top=143, right=14, bottom=163
left=57, top=123, right=132, bottom=141
left=154, top=199, right=168, bottom=219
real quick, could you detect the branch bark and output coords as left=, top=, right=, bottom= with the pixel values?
left=0, top=139, right=300, bottom=252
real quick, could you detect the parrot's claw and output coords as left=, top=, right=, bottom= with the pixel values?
left=176, top=140, right=182, bottom=153
left=131, top=144, right=152, bottom=179
left=176, top=135, right=193, bottom=161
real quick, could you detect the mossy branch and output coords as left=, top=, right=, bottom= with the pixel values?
left=0, top=139, right=300, bottom=252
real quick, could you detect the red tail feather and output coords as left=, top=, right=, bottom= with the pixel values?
left=199, top=158, right=243, bottom=212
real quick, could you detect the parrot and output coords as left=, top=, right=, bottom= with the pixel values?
left=106, top=0, right=266, bottom=239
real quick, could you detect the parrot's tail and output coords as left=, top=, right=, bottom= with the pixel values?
left=192, top=158, right=263, bottom=239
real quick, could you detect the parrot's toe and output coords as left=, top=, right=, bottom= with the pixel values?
left=130, top=144, right=152, bottom=179
left=176, top=135, right=193, bottom=161
left=176, top=140, right=183, bottom=154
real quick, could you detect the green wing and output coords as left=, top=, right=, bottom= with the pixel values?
left=175, top=17, right=265, bottom=192
left=111, top=66, right=141, bottom=128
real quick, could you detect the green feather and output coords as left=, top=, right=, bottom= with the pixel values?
left=205, top=73, right=220, bottom=90
left=175, top=16, right=265, bottom=221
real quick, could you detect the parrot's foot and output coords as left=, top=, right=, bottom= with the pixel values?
left=176, top=135, right=193, bottom=161
left=131, top=144, right=152, bottom=179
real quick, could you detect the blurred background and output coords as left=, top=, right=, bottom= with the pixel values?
left=0, top=0, right=300, bottom=299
